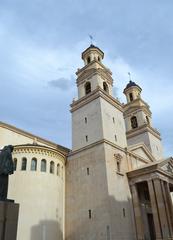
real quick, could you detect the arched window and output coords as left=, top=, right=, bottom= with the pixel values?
left=146, top=116, right=150, bottom=125
left=85, top=82, right=91, bottom=95
left=50, top=161, right=54, bottom=174
left=57, top=164, right=60, bottom=176
left=31, top=158, right=37, bottom=171
left=21, top=157, right=27, bottom=171
left=13, top=158, right=17, bottom=171
left=87, top=56, right=91, bottom=64
left=41, top=159, right=46, bottom=172
left=131, top=116, right=138, bottom=129
left=103, top=82, right=109, bottom=93
left=98, top=56, right=100, bottom=62
left=129, top=93, right=133, bottom=101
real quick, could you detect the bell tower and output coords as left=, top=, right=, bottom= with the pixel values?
left=71, top=44, right=127, bottom=151
left=123, top=80, right=163, bottom=160
left=66, top=45, right=134, bottom=240
left=77, top=44, right=113, bottom=99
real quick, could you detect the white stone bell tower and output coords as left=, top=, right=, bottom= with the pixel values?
left=71, top=44, right=127, bottom=151
left=66, top=45, right=135, bottom=240
left=123, top=80, right=163, bottom=160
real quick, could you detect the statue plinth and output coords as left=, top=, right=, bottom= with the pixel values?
left=0, top=200, right=19, bottom=240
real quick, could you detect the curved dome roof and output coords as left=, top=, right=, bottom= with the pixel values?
left=82, top=44, right=104, bottom=59
left=124, top=80, right=141, bottom=91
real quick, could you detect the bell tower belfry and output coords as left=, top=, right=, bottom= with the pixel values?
left=123, top=80, right=163, bottom=160
left=77, top=44, right=113, bottom=99
left=71, top=44, right=127, bottom=151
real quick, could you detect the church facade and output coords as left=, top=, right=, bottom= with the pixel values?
left=0, top=45, right=173, bottom=240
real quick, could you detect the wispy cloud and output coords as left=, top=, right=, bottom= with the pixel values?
left=48, top=77, right=74, bottom=90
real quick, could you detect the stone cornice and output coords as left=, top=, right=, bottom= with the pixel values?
left=0, top=121, right=69, bottom=156
left=123, top=98, right=152, bottom=116
left=13, top=145, right=66, bottom=163
left=127, top=167, right=173, bottom=184
left=76, top=67, right=113, bottom=86
left=123, top=105, right=152, bottom=118
left=68, top=139, right=127, bottom=157
left=76, top=59, right=112, bottom=76
left=126, top=124, right=161, bottom=140
left=68, top=139, right=151, bottom=166
left=70, top=87, right=123, bottom=113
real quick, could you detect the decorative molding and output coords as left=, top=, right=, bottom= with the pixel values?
left=13, top=145, right=65, bottom=164
left=76, top=68, right=113, bottom=86
left=71, top=87, right=123, bottom=113
left=126, top=124, right=161, bottom=140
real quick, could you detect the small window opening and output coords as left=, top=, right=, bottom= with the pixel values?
left=123, top=208, right=126, bottom=217
left=129, top=93, right=133, bottom=101
left=21, top=157, right=27, bottom=171
left=98, top=56, right=100, bottom=62
left=13, top=158, right=17, bottom=171
left=103, top=82, right=109, bottom=93
left=115, top=134, right=117, bottom=141
left=31, top=158, right=37, bottom=171
left=85, top=117, right=87, bottom=124
left=113, top=117, right=115, bottom=123
left=131, top=116, right=138, bottom=129
left=87, top=168, right=89, bottom=175
left=106, top=226, right=110, bottom=240
left=88, top=209, right=92, bottom=219
left=86, top=135, right=88, bottom=142
left=85, top=82, right=91, bottom=95
left=87, top=56, right=91, bottom=64
left=117, top=161, right=120, bottom=172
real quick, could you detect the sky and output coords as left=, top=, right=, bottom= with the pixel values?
left=0, top=0, right=173, bottom=156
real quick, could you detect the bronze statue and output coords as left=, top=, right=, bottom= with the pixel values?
left=0, top=145, right=14, bottom=201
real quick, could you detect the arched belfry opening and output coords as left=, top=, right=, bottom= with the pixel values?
left=103, top=82, right=109, bottom=93
left=85, top=82, right=91, bottom=95
left=146, top=116, right=150, bottom=125
left=131, top=116, right=138, bottom=129
left=129, top=93, right=133, bottom=101
left=87, top=56, right=91, bottom=64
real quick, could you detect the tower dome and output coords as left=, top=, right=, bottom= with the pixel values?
left=123, top=80, right=142, bottom=103
left=82, top=44, right=104, bottom=65
left=124, top=80, right=141, bottom=91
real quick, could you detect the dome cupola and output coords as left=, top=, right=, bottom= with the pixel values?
left=82, top=44, right=104, bottom=65
left=123, top=80, right=142, bottom=103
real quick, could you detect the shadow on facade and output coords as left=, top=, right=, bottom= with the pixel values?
left=30, top=220, right=63, bottom=240
left=65, top=196, right=136, bottom=240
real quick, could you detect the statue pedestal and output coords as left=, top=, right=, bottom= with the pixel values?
left=0, top=200, right=19, bottom=240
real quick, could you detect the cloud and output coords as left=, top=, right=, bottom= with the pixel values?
left=48, top=77, right=74, bottom=90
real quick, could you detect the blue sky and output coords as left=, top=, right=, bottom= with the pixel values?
left=0, top=0, right=173, bottom=156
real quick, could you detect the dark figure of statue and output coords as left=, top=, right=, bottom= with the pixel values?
left=0, top=145, right=14, bottom=201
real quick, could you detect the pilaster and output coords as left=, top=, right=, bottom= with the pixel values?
left=147, top=179, right=162, bottom=239
left=153, top=178, right=170, bottom=239
left=131, top=184, right=144, bottom=240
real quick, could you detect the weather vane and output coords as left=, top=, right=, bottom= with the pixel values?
left=89, top=35, right=94, bottom=45
left=128, top=72, right=132, bottom=81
